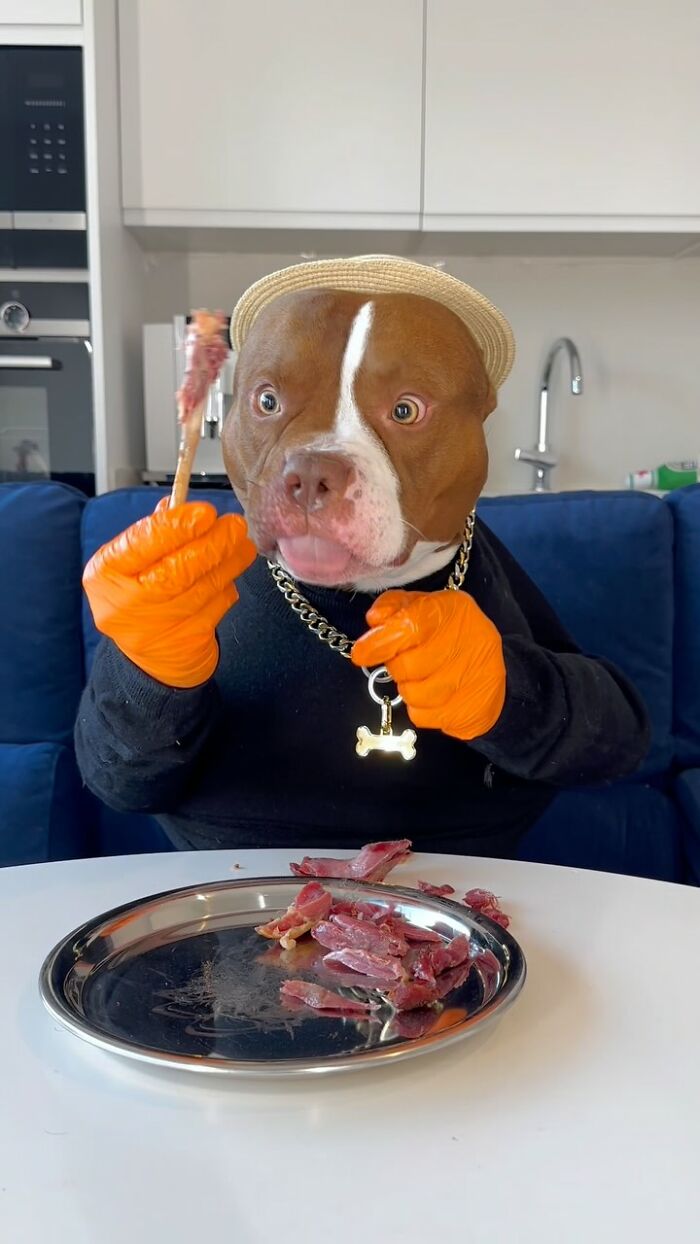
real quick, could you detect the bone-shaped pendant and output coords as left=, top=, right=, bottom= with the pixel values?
left=356, top=695, right=417, bottom=762
left=356, top=725, right=417, bottom=760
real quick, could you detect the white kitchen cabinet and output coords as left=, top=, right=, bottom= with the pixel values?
left=423, top=0, right=700, bottom=230
left=119, top=0, right=423, bottom=229
left=0, top=1, right=82, bottom=21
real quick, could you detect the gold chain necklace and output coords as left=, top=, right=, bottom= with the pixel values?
left=267, top=510, right=476, bottom=761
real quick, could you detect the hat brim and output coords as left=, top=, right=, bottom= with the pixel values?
left=230, top=255, right=515, bottom=390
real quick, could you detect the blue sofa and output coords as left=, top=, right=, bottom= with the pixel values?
left=2, top=480, right=700, bottom=881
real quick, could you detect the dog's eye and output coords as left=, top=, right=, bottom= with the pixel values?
left=256, top=388, right=281, bottom=416
left=391, top=398, right=423, bottom=425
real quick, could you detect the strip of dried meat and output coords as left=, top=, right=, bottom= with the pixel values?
left=310, top=920, right=350, bottom=952
left=481, top=908, right=510, bottom=930
left=409, top=934, right=471, bottom=986
left=323, top=947, right=406, bottom=983
left=332, top=913, right=408, bottom=957
left=350, top=900, right=396, bottom=921
left=389, top=1009, right=437, bottom=1040
left=463, top=888, right=511, bottom=930
left=290, top=839, right=412, bottom=883
left=464, top=888, right=499, bottom=910
left=331, top=899, right=399, bottom=924
left=280, top=980, right=377, bottom=1016
left=256, top=881, right=332, bottom=948
left=386, top=979, right=438, bottom=1011
left=417, top=880, right=456, bottom=898
left=384, top=915, right=443, bottom=944
left=387, top=958, right=473, bottom=1012
left=312, top=914, right=407, bottom=958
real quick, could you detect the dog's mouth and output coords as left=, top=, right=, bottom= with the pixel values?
left=274, top=534, right=410, bottom=587
left=277, top=535, right=355, bottom=584
left=248, top=452, right=411, bottom=587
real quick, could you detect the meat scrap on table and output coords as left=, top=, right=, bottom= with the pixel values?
left=290, top=839, right=412, bottom=883
left=417, top=880, right=456, bottom=898
left=418, top=878, right=511, bottom=930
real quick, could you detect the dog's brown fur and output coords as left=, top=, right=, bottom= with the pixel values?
left=223, top=289, right=496, bottom=577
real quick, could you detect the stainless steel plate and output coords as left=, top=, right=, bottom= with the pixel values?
left=40, top=876, right=526, bottom=1077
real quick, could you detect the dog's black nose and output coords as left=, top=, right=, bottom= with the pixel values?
left=283, top=452, right=353, bottom=512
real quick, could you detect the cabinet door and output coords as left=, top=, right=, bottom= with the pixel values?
left=119, top=0, right=423, bottom=227
left=424, top=0, right=700, bottom=226
left=0, top=1, right=82, bottom=20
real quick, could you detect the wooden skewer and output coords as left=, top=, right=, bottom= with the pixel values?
left=170, top=397, right=205, bottom=509
left=168, top=309, right=229, bottom=509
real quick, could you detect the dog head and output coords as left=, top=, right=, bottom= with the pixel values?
left=223, top=267, right=511, bottom=590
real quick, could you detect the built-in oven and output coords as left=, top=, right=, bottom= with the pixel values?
left=0, top=281, right=94, bottom=494
left=0, top=46, right=87, bottom=269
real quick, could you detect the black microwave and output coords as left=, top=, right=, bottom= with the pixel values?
left=0, top=47, right=87, bottom=269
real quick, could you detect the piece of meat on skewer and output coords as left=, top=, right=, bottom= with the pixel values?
left=280, top=979, right=378, bottom=1016
left=170, top=309, right=229, bottom=508
left=290, top=839, right=412, bottom=883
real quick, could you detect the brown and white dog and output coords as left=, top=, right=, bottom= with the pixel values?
left=223, top=289, right=498, bottom=591
left=76, top=255, right=650, bottom=868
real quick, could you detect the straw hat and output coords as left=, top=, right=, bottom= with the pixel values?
left=230, top=254, right=515, bottom=390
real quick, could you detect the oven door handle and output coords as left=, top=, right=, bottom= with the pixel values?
left=0, top=356, right=62, bottom=371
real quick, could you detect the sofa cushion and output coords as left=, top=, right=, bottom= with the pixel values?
left=81, top=487, right=242, bottom=672
left=95, top=807, right=174, bottom=857
left=0, top=742, right=89, bottom=866
left=479, top=491, right=674, bottom=775
left=666, top=486, right=700, bottom=766
left=674, top=770, right=700, bottom=883
left=0, top=482, right=86, bottom=745
left=518, top=783, right=682, bottom=881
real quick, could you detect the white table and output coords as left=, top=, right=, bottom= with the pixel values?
left=1, top=849, right=698, bottom=1243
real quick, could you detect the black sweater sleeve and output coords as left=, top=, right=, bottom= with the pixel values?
left=470, top=526, right=651, bottom=785
left=74, top=639, right=218, bottom=814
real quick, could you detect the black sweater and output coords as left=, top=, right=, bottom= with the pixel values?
left=75, top=521, right=650, bottom=857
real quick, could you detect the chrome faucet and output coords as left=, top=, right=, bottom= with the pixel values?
left=203, top=374, right=225, bottom=439
left=515, top=337, right=583, bottom=492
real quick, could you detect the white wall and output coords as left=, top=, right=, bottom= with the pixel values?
left=84, top=0, right=152, bottom=490
left=140, top=246, right=700, bottom=495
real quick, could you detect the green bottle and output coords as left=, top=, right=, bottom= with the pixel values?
left=627, top=460, right=700, bottom=491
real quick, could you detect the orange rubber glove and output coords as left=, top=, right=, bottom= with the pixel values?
left=351, top=590, right=507, bottom=741
left=83, top=500, right=257, bottom=688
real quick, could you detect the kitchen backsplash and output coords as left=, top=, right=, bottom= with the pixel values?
left=139, top=249, right=700, bottom=495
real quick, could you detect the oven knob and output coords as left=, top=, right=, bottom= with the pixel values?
left=0, top=301, right=30, bottom=333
